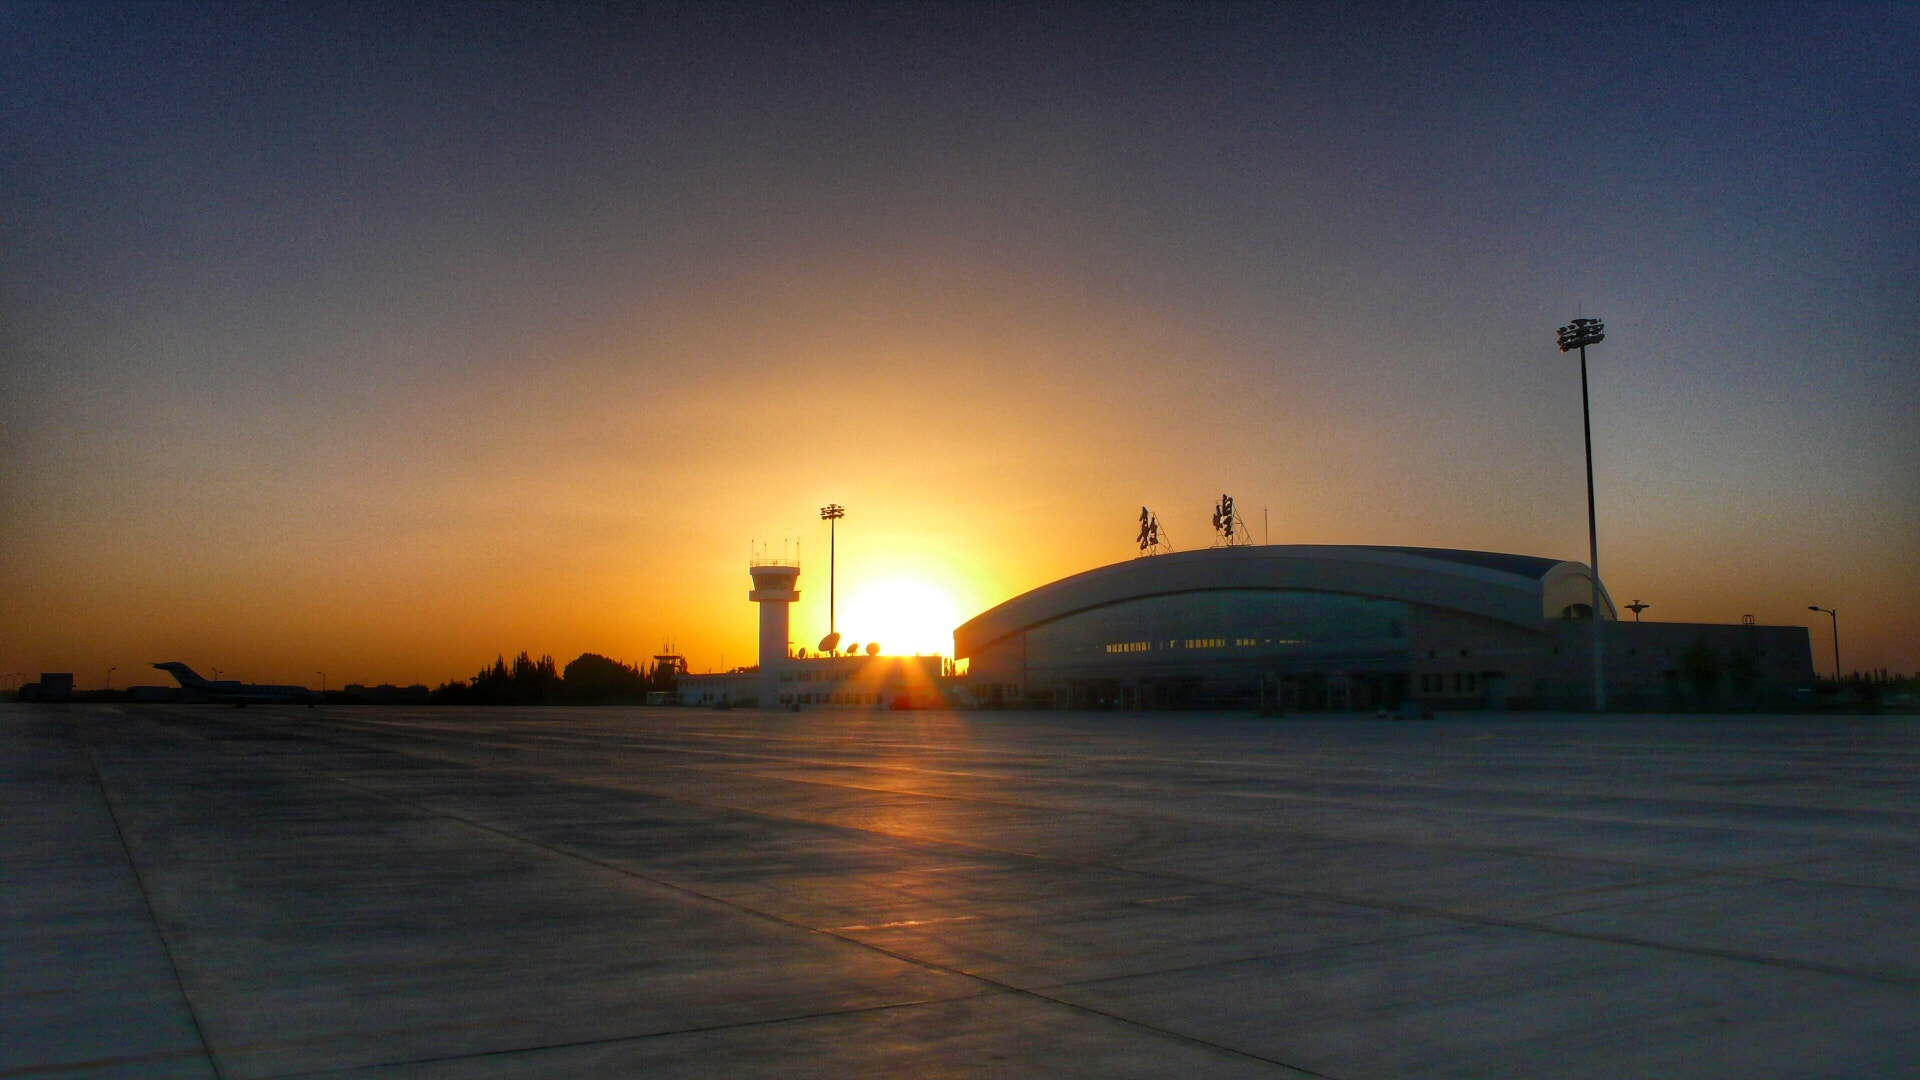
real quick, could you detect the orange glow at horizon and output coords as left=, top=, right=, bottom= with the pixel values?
left=4, top=245, right=1916, bottom=687
left=3, top=8, right=1915, bottom=687
left=837, top=579, right=961, bottom=659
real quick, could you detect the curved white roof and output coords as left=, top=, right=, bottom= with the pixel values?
left=954, top=545, right=1614, bottom=658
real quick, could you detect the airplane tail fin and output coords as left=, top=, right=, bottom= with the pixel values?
left=153, top=662, right=210, bottom=688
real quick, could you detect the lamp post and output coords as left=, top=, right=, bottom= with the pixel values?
left=1626, top=601, right=1649, bottom=622
left=820, top=504, right=845, bottom=651
left=1558, top=316, right=1607, bottom=711
left=105, top=666, right=116, bottom=690
left=1808, top=606, right=1840, bottom=683
left=316, top=670, right=327, bottom=693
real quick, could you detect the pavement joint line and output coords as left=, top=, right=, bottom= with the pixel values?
left=165, top=707, right=1920, bottom=992
left=301, top=745, right=1920, bottom=991
left=389, top=713, right=1918, bottom=761
left=1023, top=924, right=1477, bottom=994
left=228, top=734, right=1920, bottom=989
left=123, top=714, right=1345, bottom=1080
left=283, top=764, right=1343, bottom=1079
left=247, top=993, right=1009, bottom=1080
left=394, top=718, right=1920, bottom=820
left=111, top=710, right=1920, bottom=1022
left=330, top=722, right=1920, bottom=834
left=373, top=731, right=1920, bottom=832
left=74, top=724, right=222, bottom=1080
left=302, top=717, right=1920, bottom=898
left=0, top=1047, right=214, bottom=1079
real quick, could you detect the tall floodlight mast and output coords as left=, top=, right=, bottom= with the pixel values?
left=820, top=504, right=845, bottom=652
left=1558, top=316, right=1607, bottom=710
left=1808, top=606, right=1840, bottom=683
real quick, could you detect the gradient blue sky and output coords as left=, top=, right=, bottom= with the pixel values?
left=3, top=2, right=1915, bottom=686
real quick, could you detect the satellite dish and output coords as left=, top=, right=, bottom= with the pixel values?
left=819, top=632, right=841, bottom=653
left=865, top=642, right=880, bottom=656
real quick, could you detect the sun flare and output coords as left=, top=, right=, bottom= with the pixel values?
left=842, top=579, right=960, bottom=657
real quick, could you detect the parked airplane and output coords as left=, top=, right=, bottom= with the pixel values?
left=152, top=663, right=322, bottom=706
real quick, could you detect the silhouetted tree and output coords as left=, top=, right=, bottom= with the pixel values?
left=430, top=652, right=559, bottom=704
left=509, top=652, right=561, bottom=703
left=433, top=650, right=680, bottom=705
left=561, top=653, right=649, bottom=702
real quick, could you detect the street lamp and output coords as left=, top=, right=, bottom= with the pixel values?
left=819, top=504, right=845, bottom=652
left=316, top=670, right=327, bottom=693
left=1808, top=606, right=1840, bottom=683
left=106, top=666, right=116, bottom=690
left=1626, top=601, right=1649, bottom=622
left=1558, top=316, right=1608, bottom=710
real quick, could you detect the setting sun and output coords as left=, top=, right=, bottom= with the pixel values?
left=842, top=580, right=960, bottom=658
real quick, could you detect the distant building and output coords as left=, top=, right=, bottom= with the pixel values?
left=774, top=653, right=946, bottom=709
left=676, top=670, right=758, bottom=707
left=17, top=673, right=73, bottom=702
left=669, top=558, right=953, bottom=709
left=677, top=654, right=948, bottom=709
left=955, top=546, right=1815, bottom=711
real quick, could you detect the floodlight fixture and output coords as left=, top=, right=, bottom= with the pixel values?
left=1558, top=317, right=1605, bottom=352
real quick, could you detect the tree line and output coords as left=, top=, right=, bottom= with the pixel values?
left=430, top=652, right=674, bottom=704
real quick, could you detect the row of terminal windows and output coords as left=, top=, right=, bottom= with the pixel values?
left=1104, top=637, right=1308, bottom=654
left=783, top=692, right=882, bottom=705
left=1418, top=673, right=1480, bottom=693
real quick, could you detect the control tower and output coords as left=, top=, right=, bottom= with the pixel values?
left=748, top=557, right=800, bottom=707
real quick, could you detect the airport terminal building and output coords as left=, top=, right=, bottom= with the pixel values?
left=954, top=546, right=1815, bottom=711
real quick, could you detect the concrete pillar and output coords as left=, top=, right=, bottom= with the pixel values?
left=748, top=562, right=800, bottom=707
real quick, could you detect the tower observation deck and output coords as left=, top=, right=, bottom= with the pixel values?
left=748, top=559, right=800, bottom=706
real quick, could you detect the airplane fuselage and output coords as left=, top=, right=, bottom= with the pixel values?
left=153, top=663, right=323, bottom=704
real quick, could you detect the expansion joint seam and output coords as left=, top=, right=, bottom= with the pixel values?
left=273, top=758, right=1346, bottom=1079
left=205, top=710, right=1920, bottom=992
left=79, top=730, right=225, bottom=1080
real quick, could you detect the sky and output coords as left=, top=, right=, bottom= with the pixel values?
left=3, top=2, right=1915, bottom=689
